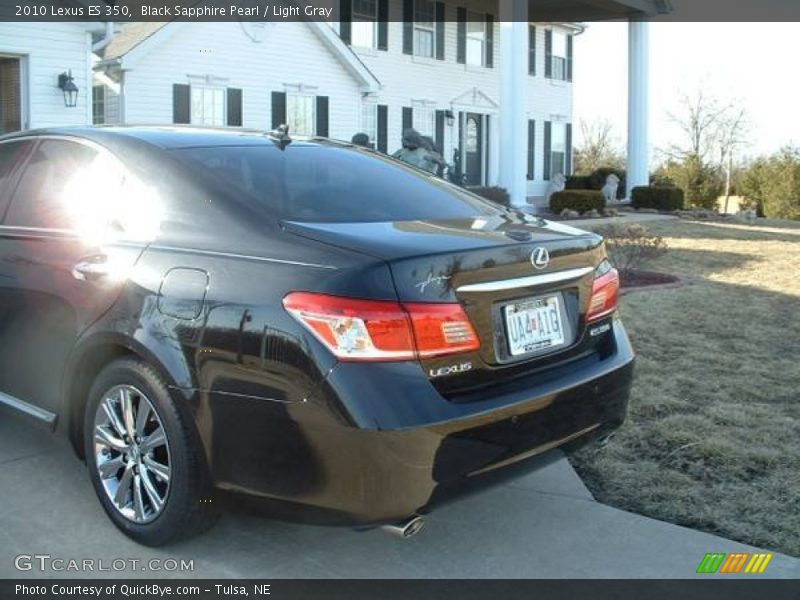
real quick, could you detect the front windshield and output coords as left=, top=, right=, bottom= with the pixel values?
left=172, top=143, right=503, bottom=223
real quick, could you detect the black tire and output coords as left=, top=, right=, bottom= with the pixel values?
left=83, top=357, right=218, bottom=545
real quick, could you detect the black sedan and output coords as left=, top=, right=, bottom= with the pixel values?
left=0, top=127, right=633, bottom=545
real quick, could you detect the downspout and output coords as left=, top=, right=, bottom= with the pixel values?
left=92, top=22, right=115, bottom=53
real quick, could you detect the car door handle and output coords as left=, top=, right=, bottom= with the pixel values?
left=71, top=257, right=111, bottom=282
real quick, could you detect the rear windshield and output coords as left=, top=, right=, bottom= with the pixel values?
left=171, top=143, right=502, bottom=223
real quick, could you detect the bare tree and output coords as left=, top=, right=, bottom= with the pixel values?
left=716, top=106, right=749, bottom=201
left=574, top=119, right=625, bottom=174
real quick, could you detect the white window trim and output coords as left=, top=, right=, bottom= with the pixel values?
left=190, top=84, right=227, bottom=127
left=286, top=92, right=316, bottom=137
left=351, top=0, right=379, bottom=49
left=413, top=0, right=437, bottom=59
left=466, top=12, right=487, bottom=67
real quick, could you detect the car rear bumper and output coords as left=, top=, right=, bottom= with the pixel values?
left=209, top=316, right=634, bottom=525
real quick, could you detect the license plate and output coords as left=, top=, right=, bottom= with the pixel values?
left=504, top=294, right=565, bottom=356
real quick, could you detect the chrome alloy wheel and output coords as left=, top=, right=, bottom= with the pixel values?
left=93, top=385, right=171, bottom=523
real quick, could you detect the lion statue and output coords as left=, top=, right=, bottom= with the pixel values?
left=601, top=173, right=620, bottom=204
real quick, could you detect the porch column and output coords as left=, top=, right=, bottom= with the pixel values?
left=499, top=0, right=528, bottom=207
left=626, top=19, right=650, bottom=198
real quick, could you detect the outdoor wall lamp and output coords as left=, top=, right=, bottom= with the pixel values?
left=57, top=70, right=79, bottom=108
left=444, top=109, right=455, bottom=127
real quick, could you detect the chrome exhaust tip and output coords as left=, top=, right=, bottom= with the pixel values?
left=381, top=515, right=426, bottom=539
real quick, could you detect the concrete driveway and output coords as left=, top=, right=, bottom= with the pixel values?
left=1, top=410, right=797, bottom=579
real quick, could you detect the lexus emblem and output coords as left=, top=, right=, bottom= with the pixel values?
left=531, top=247, right=550, bottom=270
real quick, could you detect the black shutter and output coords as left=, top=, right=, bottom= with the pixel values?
left=456, top=8, right=466, bottom=64
left=172, top=84, right=190, bottom=124
left=543, top=121, right=552, bottom=181
left=316, top=96, right=329, bottom=137
left=271, top=91, right=286, bottom=129
left=377, top=104, right=388, bottom=153
left=485, top=14, right=494, bottom=67
left=528, top=25, right=536, bottom=75
left=545, top=29, right=553, bottom=79
left=226, top=88, right=242, bottom=127
left=566, top=34, right=573, bottom=82
left=527, top=120, right=535, bottom=180
left=402, top=0, right=413, bottom=55
left=377, top=0, right=388, bottom=50
left=435, top=2, right=445, bottom=60
left=565, top=122, right=573, bottom=175
left=402, top=106, right=413, bottom=132
left=435, top=110, right=445, bottom=153
left=339, top=0, right=351, bottom=44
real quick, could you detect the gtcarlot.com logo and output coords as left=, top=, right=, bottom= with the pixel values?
left=696, top=552, right=773, bottom=574
left=14, top=554, right=194, bottom=573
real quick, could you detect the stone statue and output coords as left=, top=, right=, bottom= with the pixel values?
left=392, top=128, right=439, bottom=175
left=602, top=173, right=620, bottom=204
left=546, top=173, right=566, bottom=201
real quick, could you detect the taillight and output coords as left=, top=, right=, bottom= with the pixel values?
left=282, top=292, right=480, bottom=362
left=587, top=264, right=620, bottom=322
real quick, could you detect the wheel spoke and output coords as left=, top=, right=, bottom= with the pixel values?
left=120, top=387, right=136, bottom=440
left=140, top=427, right=166, bottom=454
left=94, top=425, right=128, bottom=453
left=102, top=397, right=126, bottom=439
left=98, top=455, right=125, bottom=479
left=114, top=463, right=134, bottom=509
left=140, top=468, right=164, bottom=511
left=133, top=474, right=146, bottom=521
left=135, top=399, right=152, bottom=438
left=143, top=455, right=170, bottom=482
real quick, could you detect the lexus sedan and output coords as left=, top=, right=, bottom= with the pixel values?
left=0, top=127, right=633, bottom=545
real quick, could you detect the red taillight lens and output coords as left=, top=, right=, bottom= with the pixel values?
left=282, top=292, right=479, bottom=362
left=587, top=267, right=620, bottom=322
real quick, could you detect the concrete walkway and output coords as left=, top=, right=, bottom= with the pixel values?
left=0, top=410, right=797, bottom=579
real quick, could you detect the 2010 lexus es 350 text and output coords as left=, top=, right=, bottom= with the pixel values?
left=0, top=127, right=634, bottom=545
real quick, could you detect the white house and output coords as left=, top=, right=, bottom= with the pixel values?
left=92, top=13, right=578, bottom=203
left=0, top=22, right=100, bottom=133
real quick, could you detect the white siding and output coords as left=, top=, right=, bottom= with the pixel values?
left=0, top=23, right=92, bottom=130
left=120, top=22, right=363, bottom=140
left=350, top=8, right=573, bottom=198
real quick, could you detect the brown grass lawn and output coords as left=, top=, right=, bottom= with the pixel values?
left=570, top=218, right=800, bottom=557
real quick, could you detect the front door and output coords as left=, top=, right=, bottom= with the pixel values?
left=0, top=57, right=22, bottom=134
left=463, top=112, right=483, bottom=186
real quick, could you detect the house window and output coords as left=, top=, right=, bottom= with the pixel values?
left=414, top=106, right=435, bottom=138
left=413, top=0, right=436, bottom=58
left=466, top=12, right=486, bottom=66
left=92, top=86, right=105, bottom=125
left=351, top=0, right=378, bottom=47
left=550, top=122, right=567, bottom=178
left=360, top=102, right=377, bottom=145
left=287, top=94, right=315, bottom=136
left=551, top=31, right=568, bottom=81
left=191, top=85, right=225, bottom=126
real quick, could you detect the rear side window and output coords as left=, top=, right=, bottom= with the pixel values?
left=6, top=139, right=98, bottom=229
left=172, top=144, right=501, bottom=223
left=0, top=140, right=31, bottom=217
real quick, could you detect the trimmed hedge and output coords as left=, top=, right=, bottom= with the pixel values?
left=470, top=186, right=510, bottom=206
left=550, top=190, right=606, bottom=214
left=565, top=175, right=593, bottom=190
left=631, top=186, right=685, bottom=211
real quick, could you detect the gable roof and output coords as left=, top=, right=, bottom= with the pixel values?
left=96, top=21, right=381, bottom=93
left=100, top=22, right=168, bottom=61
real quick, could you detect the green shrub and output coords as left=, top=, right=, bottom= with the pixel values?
left=738, top=148, right=800, bottom=220
left=470, top=186, right=510, bottom=206
left=631, top=186, right=685, bottom=212
left=550, top=190, right=606, bottom=214
left=590, top=168, right=626, bottom=200
left=566, top=175, right=593, bottom=190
